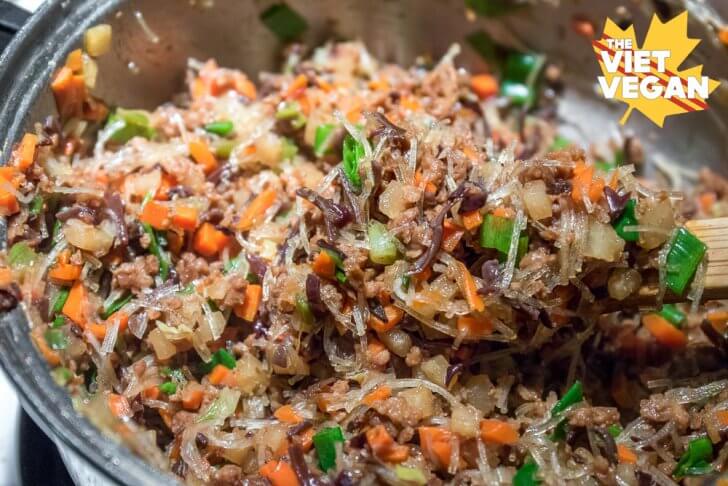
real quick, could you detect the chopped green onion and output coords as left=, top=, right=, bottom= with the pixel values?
left=548, top=135, right=571, bottom=152
left=44, top=329, right=68, bottom=350
left=513, top=461, right=540, bottom=486
left=161, top=367, right=186, bottom=383
left=674, top=437, right=713, bottom=479
left=106, top=108, right=156, bottom=144
left=394, top=465, right=427, bottom=485
left=465, top=30, right=499, bottom=63
left=613, top=200, right=638, bottom=242
left=595, top=160, right=614, bottom=173
left=51, top=367, right=73, bottom=386
left=101, top=292, right=133, bottom=320
left=504, top=53, right=543, bottom=84
left=342, top=134, right=364, bottom=191
left=466, top=0, right=522, bottom=17
left=368, top=221, right=399, bottom=265
left=607, top=424, right=623, bottom=438
left=479, top=214, right=517, bottom=255
left=178, top=283, right=195, bottom=295
left=665, top=228, right=707, bottom=295
left=320, top=247, right=347, bottom=283
left=216, top=348, right=236, bottom=369
left=224, top=255, right=243, bottom=275
left=501, top=53, right=544, bottom=108
left=141, top=222, right=170, bottom=281
left=260, top=3, right=308, bottom=41
left=295, top=294, right=314, bottom=326
left=51, top=219, right=62, bottom=242
left=159, top=381, right=177, bottom=395
left=552, top=381, right=583, bottom=415
left=8, top=242, right=36, bottom=268
left=52, top=315, right=66, bottom=328
left=659, top=304, right=686, bottom=328
left=500, top=80, right=533, bottom=107
left=204, top=120, right=234, bottom=137
left=29, top=195, right=44, bottom=215
left=550, top=381, right=582, bottom=440
left=214, top=139, right=237, bottom=159
left=281, top=137, right=298, bottom=161
left=313, top=426, right=345, bottom=471
left=51, top=288, right=70, bottom=315
left=202, top=348, right=237, bottom=374
left=276, top=101, right=307, bottom=129
left=313, top=123, right=336, bottom=157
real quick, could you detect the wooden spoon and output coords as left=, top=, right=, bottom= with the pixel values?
left=629, top=217, right=728, bottom=306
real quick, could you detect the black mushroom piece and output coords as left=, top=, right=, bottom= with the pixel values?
left=603, top=186, right=630, bottom=221
left=103, top=191, right=129, bottom=250
left=369, top=111, right=410, bottom=152
left=296, top=187, right=352, bottom=242
left=405, top=183, right=467, bottom=276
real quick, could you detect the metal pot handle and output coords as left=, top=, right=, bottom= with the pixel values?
left=0, top=1, right=30, bottom=54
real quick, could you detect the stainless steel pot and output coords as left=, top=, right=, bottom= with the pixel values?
left=0, top=1, right=726, bottom=484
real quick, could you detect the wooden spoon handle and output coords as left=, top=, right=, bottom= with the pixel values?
left=685, top=217, right=728, bottom=300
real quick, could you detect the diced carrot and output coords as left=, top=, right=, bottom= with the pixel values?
left=234, top=284, right=262, bottom=322
left=62, top=281, right=87, bottom=326
left=456, top=261, right=485, bottom=312
left=369, top=305, right=404, bottom=333
left=367, top=338, right=387, bottom=358
left=442, top=220, right=465, bottom=252
left=642, top=314, right=687, bottom=349
left=154, top=173, right=176, bottom=201
left=87, top=312, right=129, bottom=340
left=617, top=444, right=637, bottom=464
left=143, top=385, right=160, bottom=400
left=65, top=49, right=83, bottom=73
left=699, top=193, right=717, bottom=213
left=418, top=426, right=454, bottom=469
left=189, top=140, right=218, bottom=174
left=140, top=200, right=170, bottom=230
left=401, top=95, right=421, bottom=111
left=12, top=133, right=38, bottom=171
left=368, top=79, right=390, bottom=91
left=362, top=385, right=392, bottom=406
left=461, top=210, right=483, bottom=231
left=716, top=410, right=728, bottom=427
left=470, top=74, right=499, bottom=100
left=274, top=405, right=303, bottom=424
left=171, top=206, right=198, bottom=231
left=0, top=189, right=18, bottom=216
left=50, top=66, right=86, bottom=119
left=312, top=251, right=336, bottom=279
left=284, top=74, right=308, bottom=99
left=108, top=393, right=132, bottom=419
left=366, top=425, right=409, bottom=463
left=346, top=99, right=363, bottom=123
left=492, top=207, right=510, bottom=218
left=479, top=419, right=519, bottom=445
left=234, top=75, right=257, bottom=100
left=193, top=222, right=229, bottom=258
left=414, top=170, right=437, bottom=195
left=208, top=364, right=232, bottom=385
left=457, top=315, right=493, bottom=339
left=572, top=162, right=604, bottom=204
left=260, top=460, right=299, bottom=486
left=707, top=310, right=728, bottom=334
left=181, top=384, right=205, bottom=411
left=572, top=17, right=595, bottom=38
left=48, top=262, right=82, bottom=285
left=413, top=266, right=432, bottom=284
left=0, top=267, right=12, bottom=287
left=237, top=188, right=277, bottom=231
left=31, top=328, right=61, bottom=366
left=299, top=427, right=315, bottom=452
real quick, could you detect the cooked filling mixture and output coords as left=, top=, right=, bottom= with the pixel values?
left=2, top=27, right=728, bottom=486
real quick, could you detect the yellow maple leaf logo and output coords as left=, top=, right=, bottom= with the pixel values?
left=593, top=12, right=720, bottom=127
